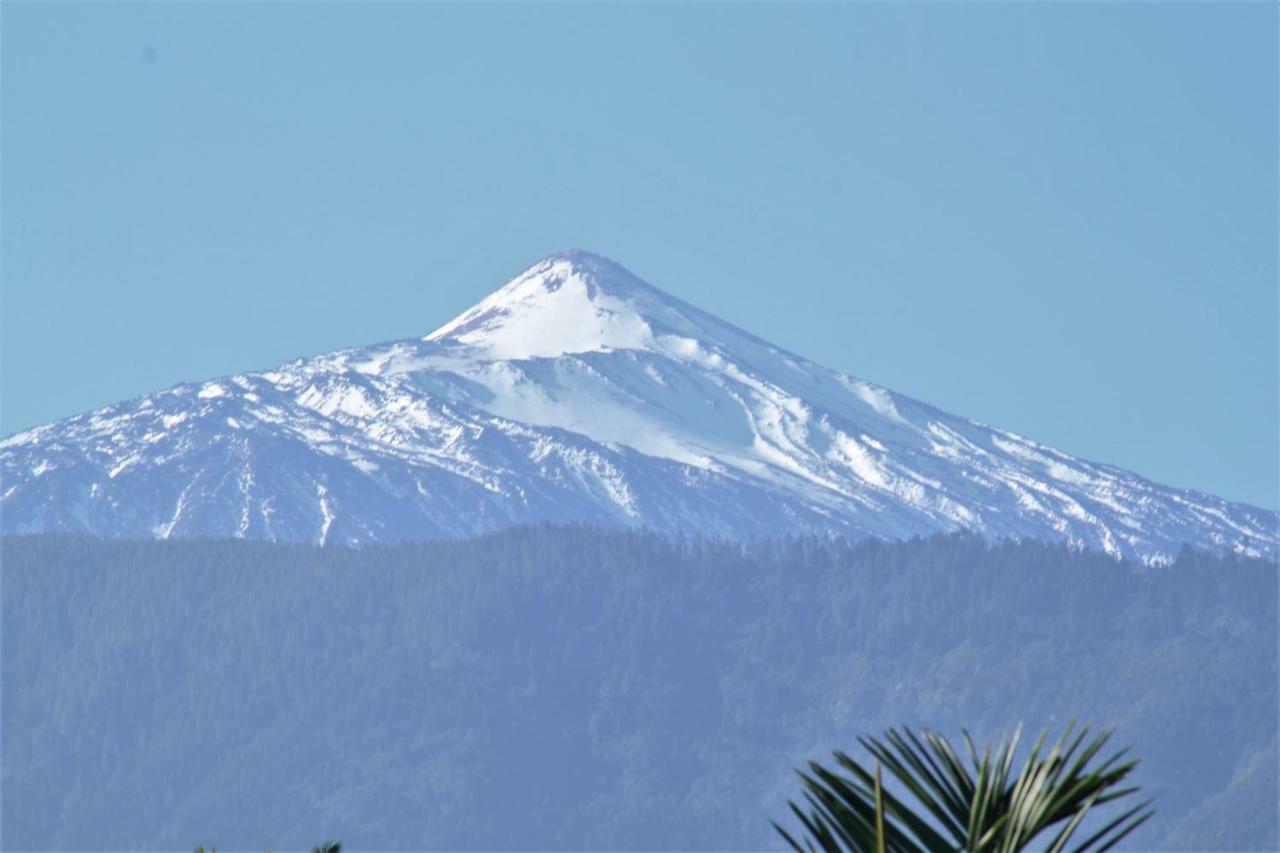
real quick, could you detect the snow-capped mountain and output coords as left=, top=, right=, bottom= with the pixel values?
left=2, top=250, right=1275, bottom=562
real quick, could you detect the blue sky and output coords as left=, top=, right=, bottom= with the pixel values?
left=3, top=2, right=1276, bottom=508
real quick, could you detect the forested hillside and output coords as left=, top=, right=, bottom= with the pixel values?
left=3, top=529, right=1275, bottom=850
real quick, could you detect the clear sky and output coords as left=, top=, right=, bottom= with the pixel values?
left=2, top=2, right=1276, bottom=509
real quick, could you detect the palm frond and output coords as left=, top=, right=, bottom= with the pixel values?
left=777, top=722, right=1154, bottom=853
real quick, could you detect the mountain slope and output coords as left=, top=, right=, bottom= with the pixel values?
left=2, top=250, right=1274, bottom=562
left=4, top=531, right=1277, bottom=849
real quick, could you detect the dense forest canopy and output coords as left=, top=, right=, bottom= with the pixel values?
left=3, top=529, right=1276, bottom=849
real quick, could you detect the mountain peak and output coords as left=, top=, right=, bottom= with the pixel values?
left=536, top=247, right=626, bottom=271
left=424, top=250, right=687, bottom=360
left=519, top=249, right=657, bottom=299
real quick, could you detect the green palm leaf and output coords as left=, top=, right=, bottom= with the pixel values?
left=777, top=722, right=1153, bottom=853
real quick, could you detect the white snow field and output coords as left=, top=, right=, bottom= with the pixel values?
left=2, top=250, right=1275, bottom=562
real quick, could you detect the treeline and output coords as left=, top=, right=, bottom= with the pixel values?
left=2, top=528, right=1275, bottom=849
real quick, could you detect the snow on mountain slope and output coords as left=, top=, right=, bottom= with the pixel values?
left=2, top=250, right=1275, bottom=562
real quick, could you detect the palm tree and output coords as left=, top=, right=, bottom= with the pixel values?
left=775, top=722, right=1153, bottom=852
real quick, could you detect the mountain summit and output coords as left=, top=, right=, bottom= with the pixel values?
left=425, top=250, right=764, bottom=360
left=2, top=252, right=1274, bottom=562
